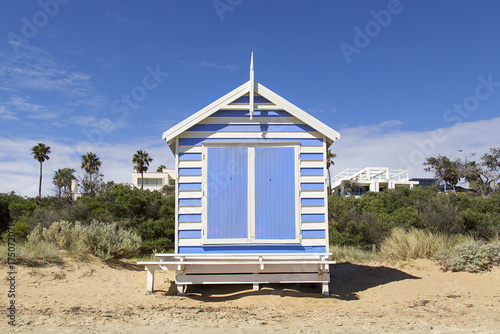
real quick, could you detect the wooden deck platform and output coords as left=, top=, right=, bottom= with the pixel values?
left=138, top=253, right=335, bottom=296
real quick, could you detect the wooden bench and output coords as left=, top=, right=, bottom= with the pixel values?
left=138, top=253, right=335, bottom=296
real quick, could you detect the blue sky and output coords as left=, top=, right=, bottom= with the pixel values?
left=1, top=0, right=499, bottom=196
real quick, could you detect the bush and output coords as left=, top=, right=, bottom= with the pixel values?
left=41, top=220, right=85, bottom=249
left=381, top=227, right=474, bottom=261
left=137, top=218, right=174, bottom=253
left=416, top=195, right=464, bottom=234
left=83, top=221, right=142, bottom=260
left=328, top=196, right=388, bottom=246
left=1, top=221, right=31, bottom=243
left=439, top=243, right=500, bottom=273
left=328, top=188, right=500, bottom=248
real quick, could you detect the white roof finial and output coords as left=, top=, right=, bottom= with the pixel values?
left=249, top=52, right=254, bottom=120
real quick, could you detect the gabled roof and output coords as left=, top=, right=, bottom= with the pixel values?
left=163, top=80, right=340, bottom=144
left=163, top=56, right=340, bottom=152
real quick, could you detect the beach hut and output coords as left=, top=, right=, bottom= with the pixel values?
left=138, top=55, right=340, bottom=295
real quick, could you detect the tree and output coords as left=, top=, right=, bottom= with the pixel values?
left=132, top=150, right=153, bottom=190
left=31, top=142, right=51, bottom=198
left=461, top=148, right=500, bottom=197
left=326, top=149, right=337, bottom=194
left=53, top=168, right=76, bottom=198
left=80, top=152, right=103, bottom=198
left=53, top=169, right=64, bottom=198
left=423, top=155, right=460, bottom=192
left=156, top=165, right=167, bottom=173
left=341, top=179, right=358, bottom=197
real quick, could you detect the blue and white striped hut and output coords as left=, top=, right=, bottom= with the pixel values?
left=139, top=55, right=340, bottom=296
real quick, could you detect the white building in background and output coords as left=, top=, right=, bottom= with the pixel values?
left=131, top=168, right=176, bottom=191
left=70, top=179, right=82, bottom=200
left=331, top=167, right=419, bottom=196
left=68, top=169, right=175, bottom=199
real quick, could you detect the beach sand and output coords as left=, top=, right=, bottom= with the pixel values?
left=1, top=256, right=499, bottom=333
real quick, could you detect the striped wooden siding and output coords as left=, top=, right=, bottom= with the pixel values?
left=176, top=109, right=327, bottom=252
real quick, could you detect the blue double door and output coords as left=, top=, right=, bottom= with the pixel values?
left=206, top=146, right=296, bottom=242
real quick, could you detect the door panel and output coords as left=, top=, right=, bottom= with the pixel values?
left=254, top=147, right=296, bottom=240
left=206, top=147, right=248, bottom=239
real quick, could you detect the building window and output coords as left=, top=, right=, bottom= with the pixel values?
left=137, top=178, right=163, bottom=187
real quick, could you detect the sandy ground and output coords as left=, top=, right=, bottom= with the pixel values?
left=1, top=256, right=499, bottom=333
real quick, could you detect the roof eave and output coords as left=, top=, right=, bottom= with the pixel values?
left=255, top=83, right=341, bottom=143
left=162, top=81, right=251, bottom=143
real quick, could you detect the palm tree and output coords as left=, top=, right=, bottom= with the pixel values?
left=81, top=152, right=102, bottom=197
left=60, top=168, right=76, bottom=195
left=53, top=169, right=64, bottom=198
left=132, top=150, right=153, bottom=190
left=81, top=152, right=101, bottom=178
left=53, top=168, right=76, bottom=198
left=326, top=149, right=336, bottom=194
left=31, top=142, right=51, bottom=198
left=157, top=165, right=167, bottom=173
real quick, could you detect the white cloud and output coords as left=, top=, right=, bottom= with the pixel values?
left=66, top=116, right=98, bottom=127
left=0, top=86, right=15, bottom=92
left=8, top=95, right=47, bottom=113
left=0, top=106, right=17, bottom=121
left=198, top=61, right=239, bottom=71
left=180, top=60, right=239, bottom=72
left=330, top=117, right=500, bottom=180
left=0, top=44, right=109, bottom=113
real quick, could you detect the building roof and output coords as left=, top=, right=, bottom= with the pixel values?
left=162, top=55, right=340, bottom=154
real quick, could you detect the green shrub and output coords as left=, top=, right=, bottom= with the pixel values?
left=140, top=238, right=174, bottom=253
left=83, top=221, right=141, bottom=260
left=137, top=218, right=174, bottom=252
left=329, top=196, right=388, bottom=246
left=438, top=243, right=500, bottom=273
left=13, top=221, right=31, bottom=240
left=415, top=194, right=464, bottom=234
left=329, top=228, right=363, bottom=246
left=1, top=221, right=31, bottom=243
left=38, top=220, right=84, bottom=249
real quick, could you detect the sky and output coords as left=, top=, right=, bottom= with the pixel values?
left=1, top=0, right=499, bottom=197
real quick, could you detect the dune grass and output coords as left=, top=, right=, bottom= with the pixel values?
left=0, top=241, right=63, bottom=267
left=380, top=227, right=475, bottom=261
left=329, top=244, right=382, bottom=263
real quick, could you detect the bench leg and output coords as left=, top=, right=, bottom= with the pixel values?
left=253, top=283, right=259, bottom=291
left=322, top=282, right=329, bottom=296
left=146, top=267, right=155, bottom=295
left=176, top=284, right=184, bottom=296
